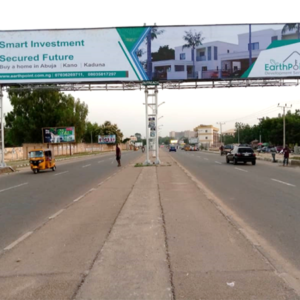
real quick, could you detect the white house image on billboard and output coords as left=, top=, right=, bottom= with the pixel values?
left=152, top=28, right=286, bottom=80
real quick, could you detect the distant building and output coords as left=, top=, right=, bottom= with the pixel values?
left=184, top=130, right=197, bottom=139
left=194, top=124, right=219, bottom=147
left=223, top=128, right=235, bottom=137
left=169, top=131, right=176, bottom=138
left=130, top=135, right=137, bottom=141
left=170, top=130, right=195, bottom=139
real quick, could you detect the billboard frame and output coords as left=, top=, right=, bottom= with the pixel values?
left=42, top=126, right=76, bottom=144
left=1, top=22, right=300, bottom=86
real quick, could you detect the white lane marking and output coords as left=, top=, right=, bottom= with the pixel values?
left=111, top=160, right=114, bottom=164
left=4, top=231, right=33, bottom=251
left=97, top=181, right=104, bottom=186
left=82, top=164, right=91, bottom=168
left=0, top=182, right=28, bottom=193
left=49, top=209, right=64, bottom=220
left=54, top=171, right=69, bottom=176
left=73, top=195, right=84, bottom=202
left=271, top=179, right=295, bottom=187
left=106, top=176, right=111, bottom=180
left=215, top=161, right=222, bottom=164
left=235, top=168, right=248, bottom=173
left=98, top=161, right=104, bottom=163
left=88, top=188, right=96, bottom=193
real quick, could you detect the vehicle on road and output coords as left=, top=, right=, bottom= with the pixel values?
left=189, top=145, right=199, bottom=151
left=226, top=146, right=256, bottom=165
left=29, top=149, right=56, bottom=174
left=222, top=144, right=234, bottom=155
left=169, top=146, right=177, bottom=152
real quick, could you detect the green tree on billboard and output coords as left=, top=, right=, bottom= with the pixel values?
left=282, top=23, right=300, bottom=39
left=182, top=30, right=205, bottom=78
left=146, top=28, right=165, bottom=80
left=152, top=46, right=175, bottom=62
left=5, top=89, right=88, bottom=145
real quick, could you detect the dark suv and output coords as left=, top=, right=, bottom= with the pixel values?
left=226, top=146, right=256, bottom=165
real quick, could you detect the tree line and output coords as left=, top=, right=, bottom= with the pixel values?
left=223, top=110, right=300, bottom=146
left=4, top=89, right=124, bottom=147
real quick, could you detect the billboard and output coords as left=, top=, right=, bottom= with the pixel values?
left=170, top=140, right=178, bottom=144
left=42, top=127, right=75, bottom=143
left=189, top=138, right=199, bottom=144
left=0, top=24, right=300, bottom=84
left=98, top=135, right=116, bottom=144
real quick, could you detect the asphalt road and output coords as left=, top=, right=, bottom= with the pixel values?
left=0, top=151, right=142, bottom=250
left=169, top=148, right=300, bottom=270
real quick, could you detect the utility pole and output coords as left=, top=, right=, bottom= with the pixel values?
left=0, top=86, right=5, bottom=167
left=217, top=122, right=225, bottom=145
left=257, top=118, right=263, bottom=144
left=91, top=131, right=93, bottom=153
left=278, top=103, right=292, bottom=148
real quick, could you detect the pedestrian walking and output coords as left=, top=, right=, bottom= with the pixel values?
left=283, top=146, right=290, bottom=166
left=116, top=144, right=121, bottom=167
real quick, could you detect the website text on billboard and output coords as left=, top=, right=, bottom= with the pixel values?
left=0, top=23, right=299, bottom=84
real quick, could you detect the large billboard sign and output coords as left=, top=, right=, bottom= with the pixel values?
left=43, top=127, right=75, bottom=143
left=1, top=24, right=300, bottom=84
left=98, top=135, right=116, bottom=144
left=189, top=138, right=199, bottom=144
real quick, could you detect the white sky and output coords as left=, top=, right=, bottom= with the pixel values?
left=1, top=0, right=300, bottom=138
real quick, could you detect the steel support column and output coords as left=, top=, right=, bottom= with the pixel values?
left=0, top=86, right=6, bottom=167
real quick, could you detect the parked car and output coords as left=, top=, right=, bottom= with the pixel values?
left=169, top=146, right=176, bottom=152
left=189, top=145, right=199, bottom=151
left=275, top=146, right=283, bottom=153
left=226, top=146, right=256, bottom=165
left=257, top=146, right=271, bottom=153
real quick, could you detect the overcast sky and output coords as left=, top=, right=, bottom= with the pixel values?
left=1, top=0, right=300, bottom=138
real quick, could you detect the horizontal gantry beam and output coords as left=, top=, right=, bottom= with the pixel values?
left=3, top=79, right=299, bottom=92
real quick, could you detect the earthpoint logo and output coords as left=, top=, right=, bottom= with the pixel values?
left=265, top=51, right=300, bottom=71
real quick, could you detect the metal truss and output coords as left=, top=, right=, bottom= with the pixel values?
left=3, top=79, right=299, bottom=92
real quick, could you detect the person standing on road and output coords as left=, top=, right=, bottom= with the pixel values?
left=283, top=146, right=290, bottom=167
left=116, top=144, right=121, bottom=167
left=271, top=147, right=277, bottom=163
left=219, top=145, right=224, bottom=156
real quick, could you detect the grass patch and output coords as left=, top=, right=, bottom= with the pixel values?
left=134, top=163, right=156, bottom=167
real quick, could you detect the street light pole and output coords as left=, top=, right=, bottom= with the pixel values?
left=91, top=131, right=93, bottom=153
left=217, top=122, right=225, bottom=145
left=278, top=103, right=292, bottom=148
left=257, top=118, right=263, bottom=144
left=0, top=86, right=5, bottom=167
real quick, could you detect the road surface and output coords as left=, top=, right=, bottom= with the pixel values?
left=169, top=148, right=300, bottom=270
left=0, top=151, right=141, bottom=250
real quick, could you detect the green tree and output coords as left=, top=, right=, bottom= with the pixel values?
left=99, top=121, right=124, bottom=144
left=182, top=30, right=205, bottom=78
left=146, top=27, right=165, bottom=79
left=82, top=122, right=102, bottom=143
left=5, top=89, right=88, bottom=145
left=152, top=46, right=175, bottom=62
left=282, top=23, right=300, bottom=39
